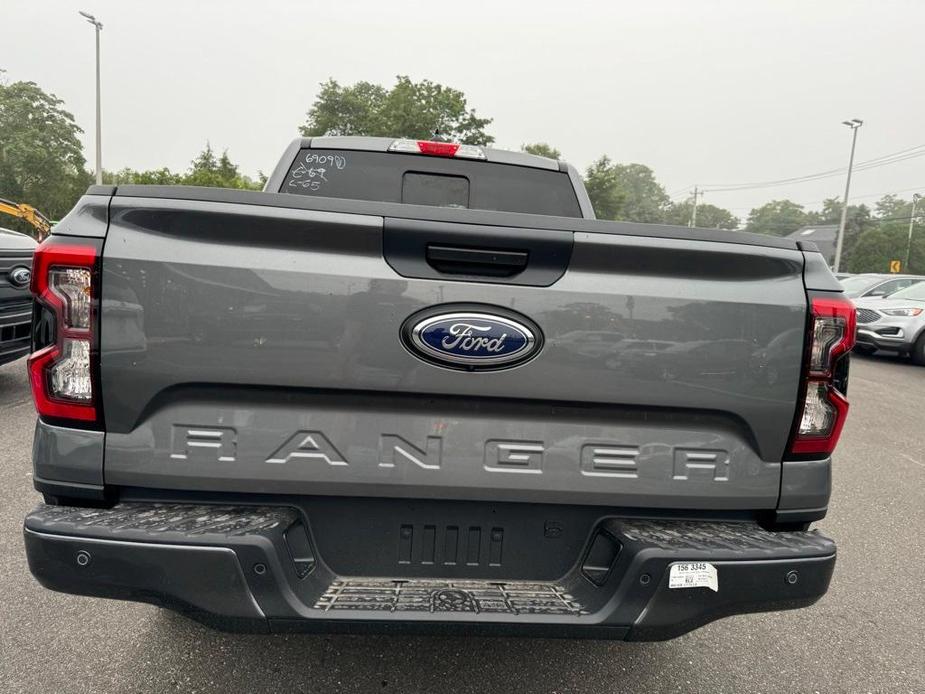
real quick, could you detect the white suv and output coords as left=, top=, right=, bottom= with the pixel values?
left=854, top=281, right=925, bottom=364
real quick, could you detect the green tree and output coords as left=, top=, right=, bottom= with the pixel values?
left=582, top=157, right=671, bottom=223
left=183, top=144, right=263, bottom=189
left=610, top=163, right=670, bottom=224
left=301, top=76, right=493, bottom=145
left=812, top=198, right=872, bottom=268
left=844, top=197, right=923, bottom=273
left=104, top=167, right=183, bottom=185
left=664, top=200, right=738, bottom=229
left=103, top=144, right=264, bottom=190
left=521, top=143, right=561, bottom=160
left=874, top=194, right=913, bottom=220
left=0, top=80, right=91, bottom=228
left=847, top=223, right=925, bottom=274
left=583, top=156, right=626, bottom=220
left=744, top=200, right=809, bottom=236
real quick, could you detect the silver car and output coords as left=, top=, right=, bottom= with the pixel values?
left=839, top=273, right=925, bottom=299
left=854, top=281, right=925, bottom=364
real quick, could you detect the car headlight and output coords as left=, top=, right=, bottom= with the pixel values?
left=881, top=307, right=923, bottom=317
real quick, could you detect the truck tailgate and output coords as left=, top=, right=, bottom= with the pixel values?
left=100, top=196, right=806, bottom=510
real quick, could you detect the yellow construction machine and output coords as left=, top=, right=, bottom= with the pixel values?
left=0, top=198, right=52, bottom=239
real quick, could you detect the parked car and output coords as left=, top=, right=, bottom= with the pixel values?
left=838, top=273, right=924, bottom=299
left=23, top=136, right=849, bottom=641
left=0, top=227, right=37, bottom=366
left=854, top=281, right=925, bottom=363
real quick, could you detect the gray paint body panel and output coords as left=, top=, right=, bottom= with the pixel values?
left=105, top=394, right=780, bottom=508
left=802, top=251, right=843, bottom=291
left=49, top=196, right=110, bottom=238
left=98, top=195, right=809, bottom=509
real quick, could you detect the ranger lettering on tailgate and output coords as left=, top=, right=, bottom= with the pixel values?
left=169, top=425, right=730, bottom=482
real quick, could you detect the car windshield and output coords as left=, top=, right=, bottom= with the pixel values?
left=838, top=276, right=883, bottom=296
left=883, top=281, right=925, bottom=301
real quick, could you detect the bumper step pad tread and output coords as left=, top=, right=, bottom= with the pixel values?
left=27, top=502, right=297, bottom=539
left=314, top=579, right=584, bottom=615
left=616, top=519, right=833, bottom=554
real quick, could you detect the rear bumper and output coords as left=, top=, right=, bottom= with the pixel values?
left=855, top=325, right=917, bottom=352
left=24, top=502, right=835, bottom=640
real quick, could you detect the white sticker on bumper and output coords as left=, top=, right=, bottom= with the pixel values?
left=668, top=562, right=719, bottom=592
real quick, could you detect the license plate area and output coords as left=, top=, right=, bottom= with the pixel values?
left=302, top=496, right=603, bottom=581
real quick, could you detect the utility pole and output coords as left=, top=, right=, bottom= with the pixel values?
left=688, top=186, right=701, bottom=228
left=906, top=193, right=921, bottom=272
left=79, top=11, right=103, bottom=185
left=833, top=119, right=863, bottom=273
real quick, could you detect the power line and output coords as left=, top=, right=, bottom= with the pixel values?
left=720, top=184, right=925, bottom=213
left=705, top=145, right=925, bottom=191
left=668, top=184, right=695, bottom=197
left=698, top=143, right=925, bottom=193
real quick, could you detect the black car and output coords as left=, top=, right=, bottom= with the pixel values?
left=0, top=227, right=37, bottom=366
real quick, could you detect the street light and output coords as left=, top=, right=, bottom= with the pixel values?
left=833, top=118, right=863, bottom=273
left=79, top=11, right=103, bottom=185
left=906, top=193, right=921, bottom=272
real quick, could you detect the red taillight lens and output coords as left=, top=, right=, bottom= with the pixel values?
left=789, top=295, right=855, bottom=456
left=27, top=237, right=101, bottom=424
left=806, top=297, right=856, bottom=377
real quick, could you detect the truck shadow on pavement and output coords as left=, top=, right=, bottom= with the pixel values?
left=143, top=609, right=673, bottom=693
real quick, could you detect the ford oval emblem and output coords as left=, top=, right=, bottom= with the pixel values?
left=402, top=305, right=543, bottom=371
left=8, top=266, right=31, bottom=289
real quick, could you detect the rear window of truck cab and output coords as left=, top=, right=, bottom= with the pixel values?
left=280, top=149, right=582, bottom=217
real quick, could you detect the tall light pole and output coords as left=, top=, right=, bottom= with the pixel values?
left=79, top=11, right=103, bottom=185
left=906, top=193, right=921, bottom=272
left=833, top=118, right=863, bottom=273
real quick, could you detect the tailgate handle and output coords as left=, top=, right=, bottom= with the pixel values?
left=425, top=244, right=529, bottom=277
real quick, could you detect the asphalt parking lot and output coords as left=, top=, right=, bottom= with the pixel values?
left=1, top=354, right=922, bottom=694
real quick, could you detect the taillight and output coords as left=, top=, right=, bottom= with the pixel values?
left=388, top=139, right=486, bottom=160
left=789, top=295, right=856, bottom=456
left=27, top=237, right=102, bottom=425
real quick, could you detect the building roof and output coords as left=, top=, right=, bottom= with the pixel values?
left=787, top=224, right=838, bottom=266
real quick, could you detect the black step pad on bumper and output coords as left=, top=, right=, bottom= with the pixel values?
left=24, top=502, right=836, bottom=640
left=314, top=579, right=585, bottom=615
left=26, top=502, right=299, bottom=540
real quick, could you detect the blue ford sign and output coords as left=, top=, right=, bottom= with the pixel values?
left=403, top=307, right=542, bottom=370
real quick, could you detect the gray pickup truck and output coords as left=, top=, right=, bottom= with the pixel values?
left=23, top=137, right=855, bottom=640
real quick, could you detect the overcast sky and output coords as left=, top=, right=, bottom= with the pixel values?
left=5, top=0, right=925, bottom=218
